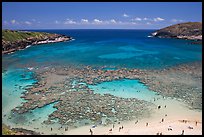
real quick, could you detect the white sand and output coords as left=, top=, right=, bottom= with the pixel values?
left=64, top=97, right=202, bottom=135
left=4, top=94, right=201, bottom=135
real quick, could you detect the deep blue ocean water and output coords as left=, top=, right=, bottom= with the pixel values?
left=2, top=29, right=202, bottom=133
left=2, top=29, right=202, bottom=70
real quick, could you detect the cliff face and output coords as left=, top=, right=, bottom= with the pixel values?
left=2, top=30, right=72, bottom=54
left=152, top=22, right=202, bottom=41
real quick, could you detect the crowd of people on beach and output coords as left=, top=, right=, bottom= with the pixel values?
left=95, top=102, right=198, bottom=135
left=44, top=97, right=201, bottom=135
left=12, top=63, right=201, bottom=135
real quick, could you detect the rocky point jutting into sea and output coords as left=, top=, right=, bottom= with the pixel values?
left=152, top=22, right=202, bottom=43
left=2, top=29, right=72, bottom=54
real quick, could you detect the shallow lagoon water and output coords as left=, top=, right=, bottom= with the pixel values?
left=2, top=69, right=57, bottom=131
left=2, top=69, right=37, bottom=116
left=88, top=79, right=161, bottom=102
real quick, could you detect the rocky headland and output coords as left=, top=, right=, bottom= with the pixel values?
left=2, top=29, right=72, bottom=54
left=152, top=22, right=202, bottom=42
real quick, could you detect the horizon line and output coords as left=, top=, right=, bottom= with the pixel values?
left=3, top=28, right=158, bottom=30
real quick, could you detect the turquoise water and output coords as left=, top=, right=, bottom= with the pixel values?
left=102, top=67, right=117, bottom=71
left=2, top=69, right=57, bottom=132
left=9, top=102, right=57, bottom=126
left=2, top=30, right=202, bottom=70
left=88, top=79, right=160, bottom=102
left=2, top=30, right=202, bottom=132
left=2, top=69, right=37, bottom=116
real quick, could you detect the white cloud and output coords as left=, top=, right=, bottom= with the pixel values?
left=123, top=13, right=129, bottom=17
left=48, top=17, right=168, bottom=26
left=153, top=17, right=165, bottom=22
left=143, top=18, right=154, bottom=21
left=143, top=17, right=164, bottom=22
left=156, top=17, right=165, bottom=21
left=93, top=19, right=103, bottom=24
left=64, top=19, right=76, bottom=24
left=143, top=18, right=149, bottom=21
left=25, top=21, right=32, bottom=25
left=91, top=19, right=134, bottom=25
left=10, top=19, right=20, bottom=25
left=11, top=19, right=16, bottom=24
left=116, top=21, right=138, bottom=25
left=132, top=17, right=142, bottom=21
left=81, top=19, right=89, bottom=23
left=110, top=19, right=116, bottom=23
left=171, top=19, right=184, bottom=23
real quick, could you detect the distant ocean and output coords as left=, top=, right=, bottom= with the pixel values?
left=2, top=29, right=202, bottom=133
left=2, top=29, right=202, bottom=70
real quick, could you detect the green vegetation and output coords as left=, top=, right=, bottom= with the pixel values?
left=2, top=29, right=54, bottom=43
left=2, top=29, right=70, bottom=54
left=2, top=124, right=16, bottom=135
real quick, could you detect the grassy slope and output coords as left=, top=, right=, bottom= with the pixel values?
left=2, top=124, right=16, bottom=135
left=2, top=29, right=54, bottom=43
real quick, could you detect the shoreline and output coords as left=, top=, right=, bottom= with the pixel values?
left=3, top=96, right=201, bottom=135
left=2, top=29, right=73, bottom=55
left=65, top=97, right=202, bottom=135
left=151, top=22, right=202, bottom=43
left=152, top=34, right=202, bottom=42
left=2, top=35, right=72, bottom=55
left=32, top=36, right=72, bottom=45
left=2, top=61, right=202, bottom=135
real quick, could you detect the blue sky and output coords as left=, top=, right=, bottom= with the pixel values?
left=2, top=2, right=202, bottom=29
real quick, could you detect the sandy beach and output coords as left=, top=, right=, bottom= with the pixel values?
left=2, top=2, right=202, bottom=135
left=4, top=62, right=200, bottom=135
left=65, top=97, right=202, bottom=135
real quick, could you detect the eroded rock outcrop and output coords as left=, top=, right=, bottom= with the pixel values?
left=2, top=29, right=72, bottom=54
left=152, top=22, right=202, bottom=41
